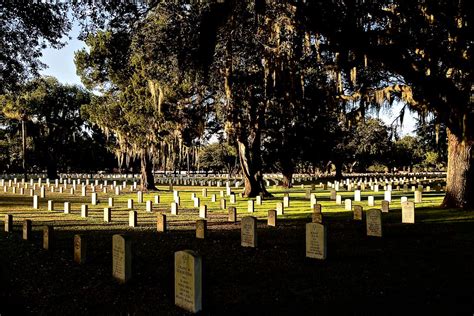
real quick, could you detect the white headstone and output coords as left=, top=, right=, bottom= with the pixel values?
left=276, top=202, right=284, bottom=215
left=241, top=216, right=257, bottom=248
left=112, top=235, right=132, bottom=283
left=74, top=234, right=86, bottom=264
left=248, top=200, right=254, bottom=213
left=174, top=250, right=202, bottom=313
left=283, top=196, right=290, bottom=208
left=104, top=207, right=111, bottom=222
left=146, top=200, right=153, bottom=213
left=368, top=196, right=375, bottom=206
left=199, top=205, right=207, bottom=219
left=33, top=195, right=39, bottom=209
left=366, top=209, right=382, bottom=237
left=81, top=205, right=88, bottom=217
left=354, top=190, right=361, bottom=202
left=305, top=223, right=327, bottom=259
left=91, top=192, right=98, bottom=205
left=171, top=202, right=178, bottom=215
left=129, top=211, right=137, bottom=227
left=64, top=202, right=71, bottom=214
left=193, top=197, right=200, bottom=208
left=344, top=199, right=352, bottom=211
left=402, top=201, right=415, bottom=224
left=414, top=190, right=422, bottom=203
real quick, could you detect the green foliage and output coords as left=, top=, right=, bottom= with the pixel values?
left=199, top=143, right=238, bottom=175
left=0, top=121, right=22, bottom=172
left=392, top=136, right=424, bottom=170
left=1, top=2, right=70, bottom=93
left=423, top=151, right=441, bottom=169
left=348, top=118, right=393, bottom=170
left=75, top=31, right=132, bottom=91
left=367, top=163, right=389, bottom=173
left=0, top=76, right=115, bottom=175
left=75, top=4, right=211, bottom=178
left=415, top=119, right=448, bottom=165
left=73, top=2, right=457, bottom=174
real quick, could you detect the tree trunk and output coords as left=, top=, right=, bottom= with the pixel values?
left=21, top=119, right=27, bottom=181
left=226, top=164, right=232, bottom=179
left=442, top=129, right=474, bottom=209
left=238, top=141, right=270, bottom=197
left=140, top=152, right=157, bottom=191
left=47, top=158, right=58, bottom=180
left=282, top=172, right=293, bottom=188
left=281, top=166, right=293, bottom=188
left=334, top=161, right=343, bottom=180
left=45, top=142, right=58, bottom=179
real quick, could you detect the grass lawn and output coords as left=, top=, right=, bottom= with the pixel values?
left=0, top=185, right=473, bottom=314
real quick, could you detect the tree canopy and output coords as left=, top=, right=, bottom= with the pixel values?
left=2, top=1, right=471, bottom=208
left=0, top=76, right=116, bottom=176
left=0, top=2, right=70, bottom=93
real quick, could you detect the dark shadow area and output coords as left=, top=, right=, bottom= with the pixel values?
left=1, top=208, right=473, bottom=315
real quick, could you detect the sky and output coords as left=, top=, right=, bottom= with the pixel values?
left=39, top=21, right=84, bottom=86
left=39, top=24, right=417, bottom=136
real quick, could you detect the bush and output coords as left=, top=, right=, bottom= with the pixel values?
left=367, top=163, right=388, bottom=173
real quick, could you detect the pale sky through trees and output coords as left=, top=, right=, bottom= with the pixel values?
left=39, top=21, right=416, bottom=136
left=39, top=20, right=83, bottom=86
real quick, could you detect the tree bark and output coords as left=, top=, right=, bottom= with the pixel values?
left=140, top=151, right=157, bottom=191
left=334, top=161, right=343, bottom=180
left=46, top=158, right=58, bottom=180
left=282, top=172, right=293, bottom=188
left=45, top=142, right=58, bottom=179
left=21, top=119, right=27, bottom=181
left=238, top=141, right=270, bottom=197
left=442, top=129, right=474, bottom=209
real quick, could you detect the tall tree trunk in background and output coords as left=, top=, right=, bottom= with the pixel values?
left=442, top=128, right=473, bottom=209
left=46, top=156, right=58, bottom=179
left=334, top=161, right=343, bottom=180
left=281, top=160, right=294, bottom=188
left=282, top=171, right=293, bottom=188
left=238, top=140, right=270, bottom=197
left=46, top=139, right=58, bottom=179
left=226, top=163, right=233, bottom=179
left=140, top=151, right=157, bottom=191
left=21, top=119, right=27, bottom=181
left=221, top=11, right=271, bottom=198
left=278, top=129, right=295, bottom=187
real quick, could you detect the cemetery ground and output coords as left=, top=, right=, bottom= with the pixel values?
left=0, top=185, right=473, bottom=315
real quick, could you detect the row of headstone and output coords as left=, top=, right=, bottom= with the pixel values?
left=4, top=194, right=421, bottom=315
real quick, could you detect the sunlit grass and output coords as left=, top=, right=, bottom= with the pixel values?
left=2, top=183, right=472, bottom=232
